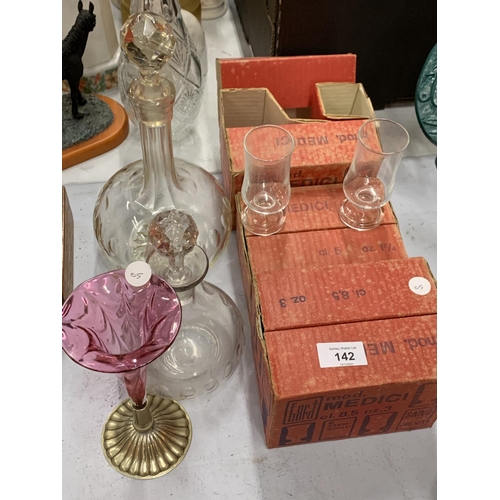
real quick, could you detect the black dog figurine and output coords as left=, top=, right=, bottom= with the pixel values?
left=62, top=1, right=96, bottom=119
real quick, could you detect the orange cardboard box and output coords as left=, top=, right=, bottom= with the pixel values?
left=256, top=257, right=436, bottom=332
left=246, top=224, right=407, bottom=274
left=225, top=119, right=373, bottom=205
left=253, top=315, right=437, bottom=448
left=216, top=55, right=357, bottom=112
left=242, top=259, right=437, bottom=450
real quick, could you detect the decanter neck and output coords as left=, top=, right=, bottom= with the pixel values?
left=139, top=121, right=179, bottom=204
left=177, top=286, right=195, bottom=305
left=129, top=76, right=180, bottom=212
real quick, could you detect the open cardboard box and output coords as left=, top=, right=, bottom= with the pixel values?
left=216, top=55, right=377, bottom=225
left=220, top=87, right=374, bottom=224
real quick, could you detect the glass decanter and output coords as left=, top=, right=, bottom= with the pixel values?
left=119, top=0, right=205, bottom=141
left=144, top=209, right=245, bottom=400
left=94, top=10, right=231, bottom=271
left=62, top=264, right=192, bottom=479
left=180, top=4, right=207, bottom=78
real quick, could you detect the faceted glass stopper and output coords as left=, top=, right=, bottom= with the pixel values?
left=147, top=209, right=209, bottom=292
left=148, top=209, right=199, bottom=259
left=121, top=11, right=176, bottom=76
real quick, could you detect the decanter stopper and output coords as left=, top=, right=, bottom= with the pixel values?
left=146, top=209, right=209, bottom=291
left=121, top=11, right=177, bottom=123
left=122, top=10, right=175, bottom=78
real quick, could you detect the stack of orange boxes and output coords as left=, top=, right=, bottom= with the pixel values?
left=218, top=56, right=437, bottom=449
left=235, top=185, right=437, bottom=449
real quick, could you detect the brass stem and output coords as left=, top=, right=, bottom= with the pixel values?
left=132, top=400, right=154, bottom=432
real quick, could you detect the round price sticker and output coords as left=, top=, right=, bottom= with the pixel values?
left=408, top=277, right=431, bottom=295
left=125, top=261, right=152, bottom=287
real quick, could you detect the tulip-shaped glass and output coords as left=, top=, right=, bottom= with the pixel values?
left=339, top=119, right=410, bottom=231
left=240, top=125, right=294, bottom=236
left=62, top=266, right=192, bottom=480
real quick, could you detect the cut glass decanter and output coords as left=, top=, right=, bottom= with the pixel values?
left=145, top=209, right=245, bottom=399
left=120, top=0, right=205, bottom=141
left=94, top=10, right=231, bottom=270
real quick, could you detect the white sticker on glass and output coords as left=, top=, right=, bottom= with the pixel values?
left=125, top=261, right=152, bottom=287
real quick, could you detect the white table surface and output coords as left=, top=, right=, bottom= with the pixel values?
left=62, top=3, right=437, bottom=499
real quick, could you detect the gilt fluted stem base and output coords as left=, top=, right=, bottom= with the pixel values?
left=101, top=394, right=192, bottom=479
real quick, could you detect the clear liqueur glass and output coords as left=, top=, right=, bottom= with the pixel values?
left=339, top=119, right=410, bottom=231
left=94, top=10, right=231, bottom=270
left=119, top=0, right=205, bottom=141
left=144, top=209, right=245, bottom=399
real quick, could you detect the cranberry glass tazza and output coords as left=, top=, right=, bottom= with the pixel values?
left=62, top=269, right=192, bottom=479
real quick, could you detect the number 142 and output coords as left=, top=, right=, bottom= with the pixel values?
left=335, top=352, right=355, bottom=361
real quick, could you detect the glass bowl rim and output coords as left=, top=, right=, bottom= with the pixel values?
left=62, top=269, right=182, bottom=374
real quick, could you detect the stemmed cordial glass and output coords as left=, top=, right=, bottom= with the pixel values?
left=339, top=118, right=410, bottom=231
left=94, top=10, right=230, bottom=273
left=62, top=263, right=192, bottom=479
left=144, top=209, right=245, bottom=400
left=240, top=125, right=295, bottom=236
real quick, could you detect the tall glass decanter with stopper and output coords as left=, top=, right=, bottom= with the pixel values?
left=144, top=209, right=245, bottom=400
left=94, top=10, right=231, bottom=269
left=119, top=0, right=205, bottom=141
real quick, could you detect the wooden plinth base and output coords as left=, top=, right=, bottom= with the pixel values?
left=62, top=95, right=129, bottom=170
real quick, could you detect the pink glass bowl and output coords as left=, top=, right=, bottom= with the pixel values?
left=62, top=270, right=182, bottom=374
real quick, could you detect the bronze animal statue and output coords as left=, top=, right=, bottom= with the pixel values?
left=62, top=1, right=96, bottom=119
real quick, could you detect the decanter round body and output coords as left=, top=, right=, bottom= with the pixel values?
left=119, top=0, right=205, bottom=141
left=94, top=11, right=230, bottom=269
left=144, top=210, right=245, bottom=399
left=148, top=279, right=244, bottom=399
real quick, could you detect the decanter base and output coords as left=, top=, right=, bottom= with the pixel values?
left=101, top=394, right=192, bottom=479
